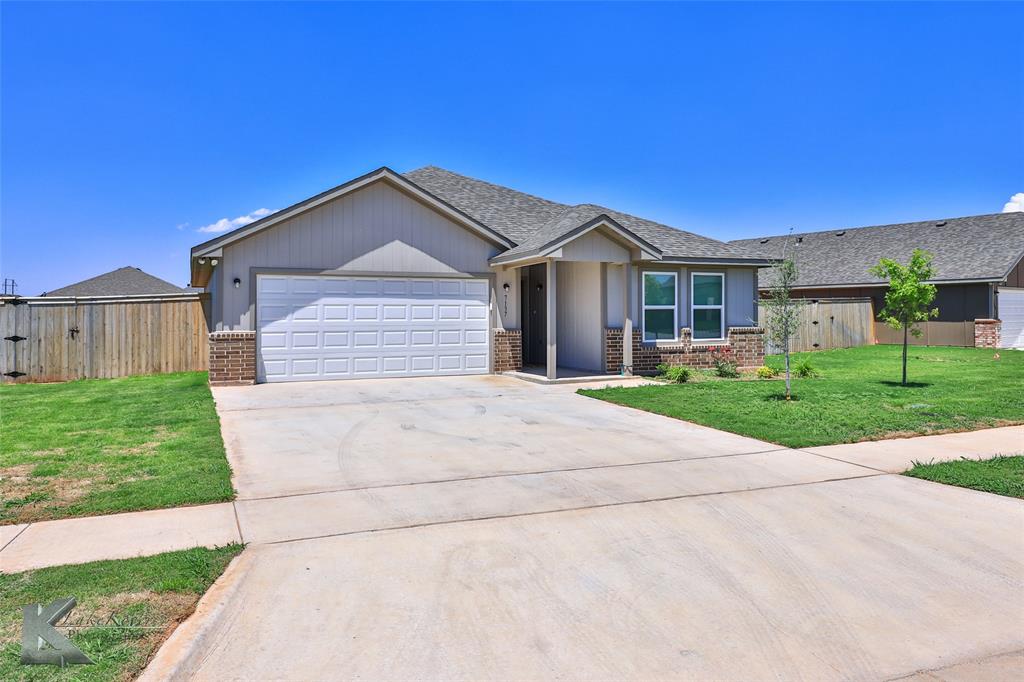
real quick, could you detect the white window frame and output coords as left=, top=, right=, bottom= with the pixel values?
left=691, top=272, right=725, bottom=341
left=642, top=271, right=678, bottom=342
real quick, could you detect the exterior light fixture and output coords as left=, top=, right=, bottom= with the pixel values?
left=233, top=277, right=241, bottom=289
left=502, top=282, right=510, bottom=291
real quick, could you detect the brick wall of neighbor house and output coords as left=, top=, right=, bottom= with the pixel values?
left=605, top=326, right=765, bottom=374
left=208, top=331, right=256, bottom=386
left=974, top=319, right=1001, bottom=348
left=493, top=329, right=523, bottom=372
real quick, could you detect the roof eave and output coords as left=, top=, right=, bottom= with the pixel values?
left=656, top=256, right=773, bottom=267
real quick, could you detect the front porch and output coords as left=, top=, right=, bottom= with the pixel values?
left=503, top=364, right=636, bottom=385
left=487, top=213, right=766, bottom=380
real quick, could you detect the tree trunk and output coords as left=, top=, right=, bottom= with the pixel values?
left=902, top=321, right=908, bottom=386
left=784, top=343, right=791, bottom=400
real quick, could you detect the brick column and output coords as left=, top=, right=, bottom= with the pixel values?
left=974, top=319, right=1001, bottom=348
left=492, top=329, right=522, bottom=372
left=605, top=328, right=624, bottom=373
left=727, top=327, right=766, bottom=368
left=208, top=331, right=256, bottom=386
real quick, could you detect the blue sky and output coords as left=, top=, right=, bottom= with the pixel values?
left=2, top=2, right=1022, bottom=295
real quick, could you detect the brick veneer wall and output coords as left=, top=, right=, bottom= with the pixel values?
left=974, top=319, right=1001, bottom=349
left=493, top=329, right=523, bottom=372
left=605, top=326, right=765, bottom=374
left=208, top=331, right=256, bottom=386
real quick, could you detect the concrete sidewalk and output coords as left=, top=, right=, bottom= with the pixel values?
left=0, top=503, right=240, bottom=573
left=803, top=425, right=1023, bottom=473
left=1, top=424, right=1020, bottom=574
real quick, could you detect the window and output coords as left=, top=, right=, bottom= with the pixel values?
left=691, top=272, right=724, bottom=340
left=643, top=272, right=677, bottom=341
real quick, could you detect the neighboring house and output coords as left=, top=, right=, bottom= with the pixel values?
left=190, top=166, right=770, bottom=385
left=42, top=266, right=187, bottom=297
left=731, top=213, right=1024, bottom=349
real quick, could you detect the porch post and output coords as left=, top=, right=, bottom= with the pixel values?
left=546, top=258, right=557, bottom=380
left=622, top=262, right=633, bottom=375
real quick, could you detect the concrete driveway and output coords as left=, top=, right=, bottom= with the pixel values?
left=144, top=376, right=1024, bottom=681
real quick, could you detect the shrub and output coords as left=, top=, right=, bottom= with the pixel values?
left=794, top=358, right=820, bottom=378
left=708, top=347, right=739, bottom=378
left=756, top=365, right=778, bottom=379
left=714, top=358, right=740, bottom=378
left=656, top=363, right=692, bottom=383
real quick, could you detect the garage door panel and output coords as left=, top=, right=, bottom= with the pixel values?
left=324, top=332, right=349, bottom=349
left=465, top=354, right=488, bottom=370
left=257, top=275, right=491, bottom=382
left=353, top=305, right=379, bottom=321
left=323, top=305, right=350, bottom=321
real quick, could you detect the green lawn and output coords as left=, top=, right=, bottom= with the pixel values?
left=580, top=345, right=1024, bottom=448
left=904, top=455, right=1024, bottom=498
left=0, top=545, right=243, bottom=681
left=0, top=372, right=234, bottom=525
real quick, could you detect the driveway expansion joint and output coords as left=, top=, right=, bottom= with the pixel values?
left=232, top=447, right=796, bottom=503
left=258, top=472, right=890, bottom=548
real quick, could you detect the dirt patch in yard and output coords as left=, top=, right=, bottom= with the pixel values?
left=0, top=464, right=98, bottom=524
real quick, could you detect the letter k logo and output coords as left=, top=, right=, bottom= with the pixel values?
left=21, top=598, right=94, bottom=666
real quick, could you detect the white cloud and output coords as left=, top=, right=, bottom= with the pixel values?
left=175, top=222, right=190, bottom=231
left=1002, top=193, right=1024, bottom=213
left=196, top=208, right=276, bottom=233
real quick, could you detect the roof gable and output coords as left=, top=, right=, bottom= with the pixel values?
left=732, top=213, right=1024, bottom=288
left=191, top=167, right=514, bottom=259
left=491, top=206, right=661, bottom=264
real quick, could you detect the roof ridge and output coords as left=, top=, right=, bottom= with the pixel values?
left=733, top=211, right=1023, bottom=243
left=406, top=166, right=568, bottom=209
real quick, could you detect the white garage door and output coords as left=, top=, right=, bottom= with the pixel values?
left=999, top=288, right=1024, bottom=349
left=256, top=275, right=490, bottom=382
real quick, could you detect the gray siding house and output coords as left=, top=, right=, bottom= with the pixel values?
left=732, top=213, right=1024, bottom=349
left=191, top=167, right=769, bottom=385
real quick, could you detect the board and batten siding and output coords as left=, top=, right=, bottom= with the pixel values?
left=606, top=265, right=759, bottom=332
left=560, top=230, right=630, bottom=263
left=556, top=262, right=604, bottom=371
left=214, top=182, right=502, bottom=330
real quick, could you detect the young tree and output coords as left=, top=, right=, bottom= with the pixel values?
left=761, top=234, right=805, bottom=400
left=869, top=249, right=939, bottom=386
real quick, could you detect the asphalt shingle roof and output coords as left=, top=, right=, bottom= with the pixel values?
left=404, top=166, right=766, bottom=262
left=43, top=267, right=186, bottom=297
left=730, top=213, right=1024, bottom=288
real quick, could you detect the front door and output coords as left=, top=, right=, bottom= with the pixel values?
left=521, top=264, right=547, bottom=365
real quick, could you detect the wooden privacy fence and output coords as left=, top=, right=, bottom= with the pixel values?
left=758, top=297, right=875, bottom=353
left=873, top=320, right=975, bottom=347
left=0, top=294, right=209, bottom=383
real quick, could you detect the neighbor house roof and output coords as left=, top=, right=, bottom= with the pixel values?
left=43, top=267, right=186, bottom=297
left=405, top=166, right=767, bottom=264
left=731, top=213, right=1024, bottom=289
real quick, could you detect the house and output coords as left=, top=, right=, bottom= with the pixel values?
left=190, top=166, right=770, bottom=385
left=42, top=266, right=187, bottom=297
left=731, top=213, right=1024, bottom=349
